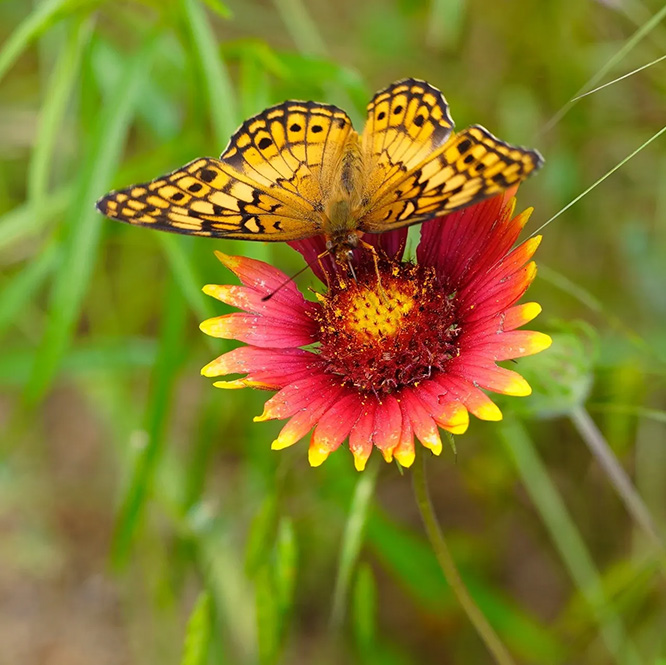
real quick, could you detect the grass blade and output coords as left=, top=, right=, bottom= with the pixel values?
left=27, top=16, right=93, bottom=206
left=180, top=591, right=213, bottom=665
left=23, top=33, right=159, bottom=404
left=0, top=0, right=71, bottom=84
left=180, top=0, right=238, bottom=147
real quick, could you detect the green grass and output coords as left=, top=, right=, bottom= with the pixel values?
left=1, top=1, right=666, bottom=663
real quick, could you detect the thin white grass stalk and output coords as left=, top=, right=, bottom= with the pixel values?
left=569, top=407, right=664, bottom=551
left=499, top=418, right=645, bottom=665
left=529, top=125, right=666, bottom=238
left=571, top=54, right=666, bottom=101
left=541, top=2, right=666, bottom=133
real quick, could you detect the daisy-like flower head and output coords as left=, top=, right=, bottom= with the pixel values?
left=200, top=192, right=551, bottom=471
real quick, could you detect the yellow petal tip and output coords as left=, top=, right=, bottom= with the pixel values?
left=394, top=449, right=415, bottom=468
left=308, top=446, right=330, bottom=467
left=475, top=402, right=503, bottom=422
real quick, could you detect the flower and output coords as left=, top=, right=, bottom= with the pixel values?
left=200, top=193, right=551, bottom=471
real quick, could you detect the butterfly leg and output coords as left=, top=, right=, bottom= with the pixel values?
left=357, top=239, right=389, bottom=305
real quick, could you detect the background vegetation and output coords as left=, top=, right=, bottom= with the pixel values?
left=1, top=0, right=665, bottom=663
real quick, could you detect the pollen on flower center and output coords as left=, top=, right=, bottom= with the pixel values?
left=343, top=283, right=415, bottom=340
left=315, top=259, right=461, bottom=395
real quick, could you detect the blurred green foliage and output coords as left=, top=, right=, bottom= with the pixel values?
left=1, top=0, right=665, bottom=664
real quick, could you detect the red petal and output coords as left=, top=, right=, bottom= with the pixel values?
left=349, top=400, right=377, bottom=471
left=462, top=330, right=552, bottom=361
left=434, top=374, right=502, bottom=421
left=401, top=389, right=443, bottom=455
left=393, top=401, right=415, bottom=467
left=271, top=383, right=346, bottom=450
left=200, top=312, right=316, bottom=348
left=203, top=283, right=318, bottom=322
left=202, top=346, right=320, bottom=386
left=258, top=374, right=339, bottom=420
left=311, top=391, right=363, bottom=452
left=372, top=395, right=402, bottom=461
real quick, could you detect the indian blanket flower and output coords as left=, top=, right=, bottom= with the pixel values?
left=199, top=192, right=551, bottom=471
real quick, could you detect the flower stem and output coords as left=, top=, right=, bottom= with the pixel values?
left=412, top=451, right=517, bottom=665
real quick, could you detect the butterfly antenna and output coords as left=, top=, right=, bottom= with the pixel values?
left=261, top=263, right=313, bottom=302
left=261, top=249, right=332, bottom=302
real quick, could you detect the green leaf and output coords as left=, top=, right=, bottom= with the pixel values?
left=180, top=591, right=213, bottom=665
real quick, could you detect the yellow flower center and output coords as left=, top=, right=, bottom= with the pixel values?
left=343, top=283, right=415, bottom=341
left=315, top=259, right=461, bottom=396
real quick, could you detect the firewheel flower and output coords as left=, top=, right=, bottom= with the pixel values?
left=199, top=193, right=551, bottom=471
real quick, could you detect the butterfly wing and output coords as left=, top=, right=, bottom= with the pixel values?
left=358, top=80, right=543, bottom=232
left=97, top=101, right=354, bottom=241
left=360, top=78, right=455, bottom=202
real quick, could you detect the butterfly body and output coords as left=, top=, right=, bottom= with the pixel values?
left=97, top=79, right=543, bottom=261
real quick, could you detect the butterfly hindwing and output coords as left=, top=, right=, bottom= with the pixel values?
left=361, top=78, right=455, bottom=202
left=97, top=101, right=355, bottom=241
left=359, top=124, right=543, bottom=232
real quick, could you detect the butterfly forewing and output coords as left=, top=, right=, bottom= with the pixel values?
left=358, top=124, right=543, bottom=232
left=361, top=79, right=455, bottom=203
left=97, top=101, right=355, bottom=242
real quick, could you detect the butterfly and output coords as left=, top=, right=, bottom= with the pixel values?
left=97, top=79, right=543, bottom=263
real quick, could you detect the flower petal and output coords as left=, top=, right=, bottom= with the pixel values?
left=256, top=374, right=339, bottom=421
left=349, top=400, right=377, bottom=471
left=393, top=403, right=415, bottom=467
left=309, top=391, right=363, bottom=466
left=452, top=361, right=532, bottom=396
left=269, top=383, right=346, bottom=450
left=202, top=283, right=318, bottom=325
left=200, top=313, right=316, bottom=347
left=434, top=374, right=503, bottom=421
left=372, top=395, right=402, bottom=462
left=288, top=237, right=336, bottom=284
left=401, top=389, right=443, bottom=455
left=202, top=346, right=320, bottom=389
left=464, top=330, right=552, bottom=361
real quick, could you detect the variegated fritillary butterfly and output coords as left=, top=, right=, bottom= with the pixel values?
left=97, top=79, right=543, bottom=262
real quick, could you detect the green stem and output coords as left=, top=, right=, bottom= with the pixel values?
left=412, top=451, right=517, bottom=665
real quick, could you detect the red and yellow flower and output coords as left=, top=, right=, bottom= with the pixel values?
left=200, top=193, right=551, bottom=470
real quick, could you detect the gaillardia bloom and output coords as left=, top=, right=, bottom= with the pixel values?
left=200, top=193, right=551, bottom=470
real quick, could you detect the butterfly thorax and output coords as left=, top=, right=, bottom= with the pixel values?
left=324, top=132, right=365, bottom=262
